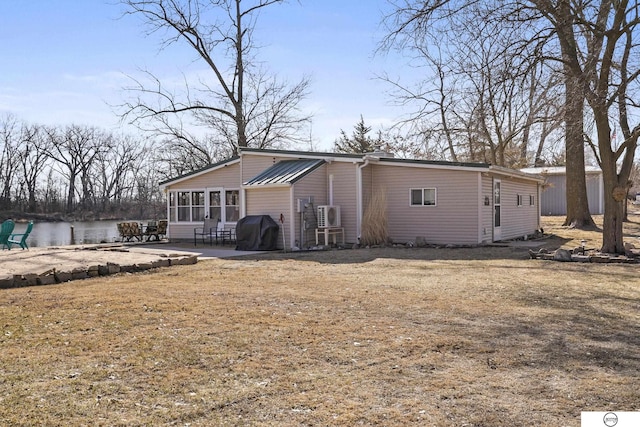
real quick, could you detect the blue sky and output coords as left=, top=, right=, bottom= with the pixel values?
left=0, top=0, right=416, bottom=151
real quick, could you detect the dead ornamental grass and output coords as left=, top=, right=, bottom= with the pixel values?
left=1, top=216, right=639, bottom=426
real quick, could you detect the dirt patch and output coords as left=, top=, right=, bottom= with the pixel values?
left=0, top=216, right=639, bottom=425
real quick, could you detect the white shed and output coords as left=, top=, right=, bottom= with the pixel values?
left=520, top=166, right=604, bottom=215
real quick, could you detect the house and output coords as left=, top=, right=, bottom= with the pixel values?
left=159, top=148, right=545, bottom=248
left=520, top=166, right=604, bottom=215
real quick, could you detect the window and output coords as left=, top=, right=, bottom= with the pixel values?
left=517, top=194, right=523, bottom=207
left=209, top=191, right=221, bottom=221
left=167, top=190, right=205, bottom=222
left=191, top=191, right=205, bottom=221
left=177, top=191, right=190, bottom=221
left=168, top=192, right=176, bottom=222
left=168, top=189, right=239, bottom=223
left=225, top=190, right=240, bottom=222
left=410, top=188, right=437, bottom=206
left=529, top=195, right=535, bottom=206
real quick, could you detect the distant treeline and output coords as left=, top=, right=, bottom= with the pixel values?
left=0, top=115, right=166, bottom=221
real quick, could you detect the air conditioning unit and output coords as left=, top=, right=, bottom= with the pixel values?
left=317, top=205, right=341, bottom=228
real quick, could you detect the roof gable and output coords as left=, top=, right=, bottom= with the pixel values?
left=159, top=157, right=240, bottom=188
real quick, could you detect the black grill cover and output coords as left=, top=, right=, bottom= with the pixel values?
left=235, top=215, right=280, bottom=251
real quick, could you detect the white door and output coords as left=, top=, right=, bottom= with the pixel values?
left=493, top=180, right=501, bottom=241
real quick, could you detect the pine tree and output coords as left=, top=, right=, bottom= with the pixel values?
left=334, top=116, right=380, bottom=154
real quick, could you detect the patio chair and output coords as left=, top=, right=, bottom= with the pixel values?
left=143, top=220, right=168, bottom=241
left=1, top=219, right=15, bottom=250
left=8, top=221, right=33, bottom=250
left=194, top=214, right=219, bottom=246
left=157, top=220, right=168, bottom=240
left=143, top=220, right=159, bottom=241
left=117, top=222, right=143, bottom=242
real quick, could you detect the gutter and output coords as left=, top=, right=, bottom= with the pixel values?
left=489, top=165, right=546, bottom=183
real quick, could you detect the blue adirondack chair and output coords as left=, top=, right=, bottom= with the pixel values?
left=1, top=220, right=16, bottom=250
left=8, top=221, right=33, bottom=250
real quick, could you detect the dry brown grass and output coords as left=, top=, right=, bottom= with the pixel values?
left=1, top=216, right=640, bottom=426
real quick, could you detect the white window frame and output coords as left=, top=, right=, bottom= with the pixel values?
left=517, top=194, right=524, bottom=207
left=410, top=188, right=437, bottom=207
left=167, top=188, right=240, bottom=224
left=224, top=189, right=240, bottom=223
left=168, top=190, right=206, bottom=223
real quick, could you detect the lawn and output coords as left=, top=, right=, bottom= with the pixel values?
left=1, top=216, right=639, bottom=426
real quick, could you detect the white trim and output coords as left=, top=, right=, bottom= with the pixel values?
left=289, top=187, right=295, bottom=250
left=493, top=179, right=502, bottom=241
left=329, top=174, right=334, bottom=206
left=241, top=183, right=292, bottom=189
left=356, top=160, right=369, bottom=241
left=490, top=165, right=546, bottom=183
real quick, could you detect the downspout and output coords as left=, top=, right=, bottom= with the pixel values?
left=240, top=151, right=247, bottom=218
left=477, top=173, right=483, bottom=244
left=356, top=158, right=370, bottom=242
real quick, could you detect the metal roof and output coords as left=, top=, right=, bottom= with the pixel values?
left=520, top=166, right=602, bottom=175
left=243, top=159, right=325, bottom=186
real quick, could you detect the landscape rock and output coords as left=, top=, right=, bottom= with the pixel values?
left=553, top=249, right=572, bottom=262
left=55, top=271, right=73, bottom=283
left=37, top=274, right=57, bottom=286
left=0, top=275, right=14, bottom=288
left=415, top=236, right=427, bottom=247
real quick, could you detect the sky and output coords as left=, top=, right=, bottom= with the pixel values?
left=0, top=0, right=419, bottom=152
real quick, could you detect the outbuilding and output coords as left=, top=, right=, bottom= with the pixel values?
left=520, top=166, right=604, bottom=215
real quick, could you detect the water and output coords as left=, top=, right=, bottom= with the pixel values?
left=9, top=220, right=152, bottom=248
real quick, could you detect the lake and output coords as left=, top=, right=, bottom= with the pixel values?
left=10, top=220, right=154, bottom=248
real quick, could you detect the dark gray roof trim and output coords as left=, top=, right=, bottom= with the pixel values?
left=244, top=159, right=325, bottom=186
left=378, top=157, right=489, bottom=169
left=240, top=147, right=362, bottom=160
left=159, top=156, right=240, bottom=186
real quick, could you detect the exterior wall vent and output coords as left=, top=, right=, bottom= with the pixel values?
left=317, top=205, right=341, bottom=228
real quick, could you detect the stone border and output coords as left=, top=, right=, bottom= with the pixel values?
left=529, top=248, right=640, bottom=264
left=0, top=254, right=197, bottom=289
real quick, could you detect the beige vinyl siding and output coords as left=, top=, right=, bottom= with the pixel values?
left=165, top=163, right=241, bottom=241
left=325, top=162, right=359, bottom=243
left=167, top=223, right=202, bottom=242
left=241, top=154, right=292, bottom=182
left=371, top=164, right=481, bottom=245
left=245, top=187, right=290, bottom=249
left=164, top=163, right=241, bottom=191
left=481, top=175, right=493, bottom=242
left=292, top=166, right=327, bottom=247
left=498, top=177, right=539, bottom=240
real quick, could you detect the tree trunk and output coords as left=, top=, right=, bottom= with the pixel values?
left=601, top=168, right=626, bottom=253
left=563, top=74, right=595, bottom=228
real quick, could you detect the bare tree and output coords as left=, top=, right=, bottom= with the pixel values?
left=45, top=125, right=110, bottom=213
left=16, top=123, right=51, bottom=212
left=120, top=0, right=311, bottom=165
left=532, top=0, right=640, bottom=252
left=93, top=134, right=145, bottom=211
left=383, top=0, right=640, bottom=253
left=0, top=114, right=20, bottom=210
left=381, top=1, right=564, bottom=168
